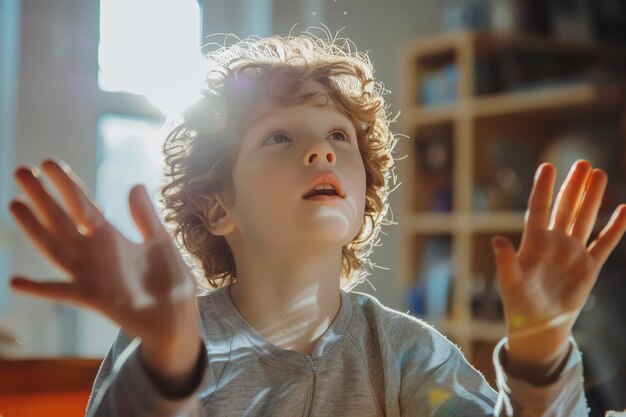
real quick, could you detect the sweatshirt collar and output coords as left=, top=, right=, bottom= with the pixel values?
left=215, top=285, right=353, bottom=368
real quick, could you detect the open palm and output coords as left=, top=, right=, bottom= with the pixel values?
left=492, top=160, right=626, bottom=356
left=9, top=159, right=198, bottom=346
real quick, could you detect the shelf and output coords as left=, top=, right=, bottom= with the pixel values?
left=404, top=213, right=456, bottom=233
left=472, top=82, right=626, bottom=120
left=404, top=210, right=619, bottom=234
left=470, top=320, right=507, bottom=341
left=405, top=82, right=626, bottom=130
left=406, top=106, right=456, bottom=130
left=405, top=31, right=467, bottom=59
left=406, top=30, right=625, bottom=58
left=427, top=318, right=506, bottom=342
left=470, top=212, right=524, bottom=232
left=404, top=211, right=524, bottom=233
left=427, top=317, right=586, bottom=344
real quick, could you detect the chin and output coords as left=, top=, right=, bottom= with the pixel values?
left=306, top=225, right=359, bottom=247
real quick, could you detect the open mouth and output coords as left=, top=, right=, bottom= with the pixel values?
left=303, top=187, right=344, bottom=203
left=303, top=194, right=343, bottom=201
left=303, top=186, right=342, bottom=199
left=302, top=172, right=346, bottom=202
left=302, top=177, right=345, bottom=200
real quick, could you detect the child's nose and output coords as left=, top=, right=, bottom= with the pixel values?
left=304, top=142, right=336, bottom=166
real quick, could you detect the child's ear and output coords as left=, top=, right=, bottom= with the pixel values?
left=203, top=197, right=235, bottom=236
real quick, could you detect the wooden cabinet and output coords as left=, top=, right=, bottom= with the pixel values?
left=0, top=358, right=101, bottom=417
left=398, top=31, right=626, bottom=388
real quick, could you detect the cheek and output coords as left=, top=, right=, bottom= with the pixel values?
left=353, top=155, right=367, bottom=202
left=357, top=178, right=367, bottom=223
left=233, top=159, right=293, bottom=213
left=346, top=155, right=368, bottom=223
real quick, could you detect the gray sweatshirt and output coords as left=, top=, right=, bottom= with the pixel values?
left=85, top=286, right=589, bottom=416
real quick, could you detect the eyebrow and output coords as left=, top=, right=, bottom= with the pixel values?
left=248, top=102, right=350, bottom=130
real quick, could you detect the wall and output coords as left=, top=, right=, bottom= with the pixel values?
left=1, top=0, right=103, bottom=357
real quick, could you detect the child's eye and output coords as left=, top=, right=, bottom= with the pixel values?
left=264, top=133, right=292, bottom=145
left=328, top=130, right=350, bottom=142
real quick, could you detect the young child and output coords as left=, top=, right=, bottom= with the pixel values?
left=8, top=30, right=626, bottom=417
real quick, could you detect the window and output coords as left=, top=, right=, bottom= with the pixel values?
left=96, top=0, right=203, bottom=239
left=99, top=0, right=204, bottom=117
left=96, top=115, right=166, bottom=243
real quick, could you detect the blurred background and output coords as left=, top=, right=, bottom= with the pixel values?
left=1, top=0, right=625, bottom=415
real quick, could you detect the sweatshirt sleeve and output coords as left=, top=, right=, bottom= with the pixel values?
left=400, top=326, right=589, bottom=416
left=400, top=327, right=499, bottom=416
left=492, top=335, right=590, bottom=417
left=84, top=328, right=209, bottom=417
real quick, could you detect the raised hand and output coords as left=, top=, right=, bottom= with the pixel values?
left=490, top=160, right=626, bottom=380
left=8, top=159, right=199, bottom=349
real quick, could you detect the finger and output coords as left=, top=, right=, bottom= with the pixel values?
left=129, top=185, right=167, bottom=241
left=570, top=169, right=608, bottom=244
left=491, top=235, right=523, bottom=289
left=550, top=160, right=592, bottom=233
left=14, top=167, right=82, bottom=241
left=523, top=163, right=556, bottom=235
left=9, top=200, right=75, bottom=271
left=588, top=204, right=626, bottom=265
left=10, top=276, right=81, bottom=304
left=40, top=158, right=106, bottom=234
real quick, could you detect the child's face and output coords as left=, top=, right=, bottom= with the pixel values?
left=224, top=81, right=367, bottom=254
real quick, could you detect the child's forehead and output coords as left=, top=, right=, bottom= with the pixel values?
left=246, top=81, right=348, bottom=126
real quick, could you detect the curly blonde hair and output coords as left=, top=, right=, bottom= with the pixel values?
left=159, top=28, right=399, bottom=292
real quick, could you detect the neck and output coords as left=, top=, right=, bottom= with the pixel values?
left=227, top=248, right=343, bottom=355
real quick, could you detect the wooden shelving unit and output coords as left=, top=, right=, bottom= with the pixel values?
left=398, top=31, right=626, bottom=386
left=0, top=358, right=100, bottom=416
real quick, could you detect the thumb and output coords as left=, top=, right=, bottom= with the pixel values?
left=129, top=185, right=166, bottom=241
left=491, top=235, right=520, bottom=286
